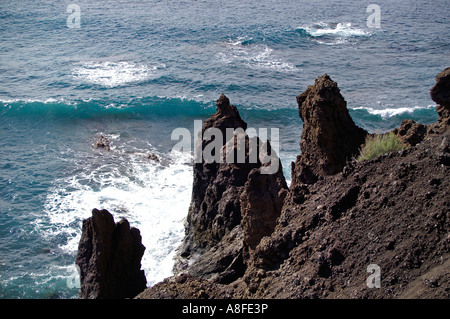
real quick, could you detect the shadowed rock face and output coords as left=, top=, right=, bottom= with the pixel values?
left=76, top=209, right=147, bottom=299
left=182, top=94, right=252, bottom=256
left=291, top=74, right=367, bottom=186
left=178, top=94, right=288, bottom=283
left=393, top=119, right=426, bottom=147
left=431, top=67, right=450, bottom=108
left=240, top=166, right=288, bottom=251
left=431, top=67, right=450, bottom=126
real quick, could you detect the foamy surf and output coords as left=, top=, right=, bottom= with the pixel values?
left=218, top=38, right=298, bottom=72
left=297, top=22, right=372, bottom=45
left=71, top=61, right=166, bottom=87
left=227, top=36, right=254, bottom=46
left=36, top=148, right=193, bottom=287
left=352, top=105, right=436, bottom=119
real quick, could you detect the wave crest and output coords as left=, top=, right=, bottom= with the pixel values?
left=352, top=105, right=436, bottom=119
left=297, top=22, right=372, bottom=45
left=71, top=61, right=166, bottom=87
left=218, top=37, right=299, bottom=72
left=37, top=147, right=193, bottom=287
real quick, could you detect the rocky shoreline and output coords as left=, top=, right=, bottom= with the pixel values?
left=76, top=68, right=449, bottom=299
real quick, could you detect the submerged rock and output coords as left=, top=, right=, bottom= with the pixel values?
left=93, top=135, right=111, bottom=151
left=76, top=208, right=147, bottom=299
left=147, top=153, right=160, bottom=162
left=291, top=74, right=367, bottom=186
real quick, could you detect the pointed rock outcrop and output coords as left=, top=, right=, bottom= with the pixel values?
left=76, top=209, right=147, bottom=299
left=291, top=74, right=367, bottom=186
left=178, top=94, right=287, bottom=283
left=182, top=94, right=250, bottom=256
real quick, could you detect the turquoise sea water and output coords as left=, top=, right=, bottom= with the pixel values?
left=0, top=0, right=448, bottom=298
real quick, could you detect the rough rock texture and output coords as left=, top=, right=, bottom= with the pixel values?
left=181, top=94, right=249, bottom=255
left=240, top=167, right=288, bottom=252
left=291, top=74, right=367, bottom=186
left=76, top=208, right=147, bottom=299
left=141, top=126, right=449, bottom=298
left=430, top=67, right=450, bottom=108
left=93, top=135, right=111, bottom=151
left=135, top=273, right=231, bottom=299
left=138, top=69, right=449, bottom=299
left=147, top=153, right=160, bottom=162
left=393, top=119, right=427, bottom=147
left=431, top=67, right=450, bottom=127
left=177, top=94, right=287, bottom=283
left=246, top=126, right=449, bottom=298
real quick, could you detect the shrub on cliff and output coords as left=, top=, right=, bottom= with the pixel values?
left=358, top=132, right=406, bottom=161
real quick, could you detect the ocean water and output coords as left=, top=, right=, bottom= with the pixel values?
left=0, top=0, right=448, bottom=298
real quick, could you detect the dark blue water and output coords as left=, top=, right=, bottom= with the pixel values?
left=0, top=0, right=448, bottom=298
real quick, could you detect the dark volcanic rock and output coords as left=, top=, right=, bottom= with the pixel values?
left=135, top=273, right=231, bottom=299
left=93, top=135, right=111, bottom=151
left=436, top=104, right=450, bottom=126
left=147, top=153, right=160, bottom=162
left=430, top=67, right=450, bottom=108
left=431, top=67, right=450, bottom=127
left=139, top=70, right=449, bottom=300
left=141, top=126, right=450, bottom=299
left=240, top=165, right=288, bottom=252
left=393, top=119, right=426, bottom=146
left=177, top=94, right=287, bottom=283
left=179, top=225, right=246, bottom=284
left=249, top=128, right=449, bottom=299
left=291, top=74, right=367, bottom=186
left=76, top=209, right=147, bottom=299
left=183, top=94, right=249, bottom=254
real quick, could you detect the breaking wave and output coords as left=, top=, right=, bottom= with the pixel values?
left=297, top=22, right=372, bottom=45
left=71, top=61, right=166, bottom=87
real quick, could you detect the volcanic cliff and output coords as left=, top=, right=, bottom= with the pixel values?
left=76, top=68, right=450, bottom=299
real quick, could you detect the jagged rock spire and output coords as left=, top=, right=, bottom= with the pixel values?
left=291, top=74, right=367, bottom=186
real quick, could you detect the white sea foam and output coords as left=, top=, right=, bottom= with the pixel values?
left=0, top=97, right=76, bottom=105
left=298, top=22, right=371, bottom=45
left=219, top=38, right=298, bottom=72
left=227, top=36, right=254, bottom=46
left=71, top=61, right=165, bottom=87
left=37, top=149, right=193, bottom=287
left=352, top=104, right=435, bottom=118
left=304, top=22, right=369, bottom=37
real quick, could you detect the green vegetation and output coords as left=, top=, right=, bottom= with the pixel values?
left=358, top=132, right=406, bottom=161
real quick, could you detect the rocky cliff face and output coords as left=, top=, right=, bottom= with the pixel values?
left=181, top=94, right=249, bottom=256
left=177, top=94, right=288, bottom=283
left=245, top=127, right=449, bottom=299
left=76, top=209, right=147, bottom=299
left=136, top=68, right=449, bottom=299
